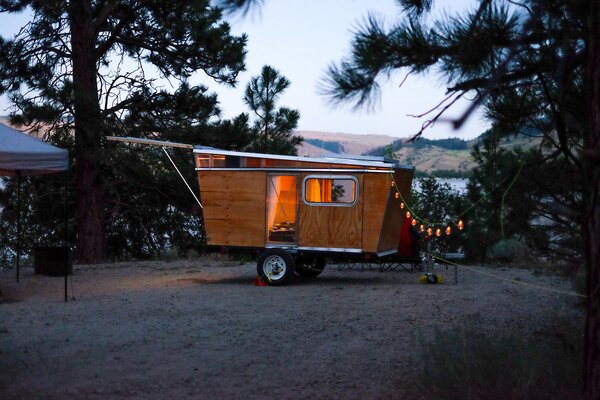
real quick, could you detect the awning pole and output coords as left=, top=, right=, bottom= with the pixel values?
left=16, top=171, right=21, bottom=283
left=161, top=147, right=203, bottom=209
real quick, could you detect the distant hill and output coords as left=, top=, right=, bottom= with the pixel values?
left=294, top=129, right=542, bottom=177
left=295, top=130, right=397, bottom=157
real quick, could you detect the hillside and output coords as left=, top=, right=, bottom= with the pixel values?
left=295, top=130, right=396, bottom=157
left=294, top=129, right=542, bottom=176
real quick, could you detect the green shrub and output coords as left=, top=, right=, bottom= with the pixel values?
left=415, top=319, right=582, bottom=400
left=157, top=247, right=179, bottom=262
left=487, top=237, right=527, bottom=262
left=186, top=248, right=202, bottom=260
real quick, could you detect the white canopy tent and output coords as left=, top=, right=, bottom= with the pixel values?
left=0, top=123, right=69, bottom=175
left=0, top=122, right=70, bottom=301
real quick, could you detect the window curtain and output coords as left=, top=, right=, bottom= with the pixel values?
left=305, top=179, right=322, bottom=202
left=305, top=179, right=334, bottom=202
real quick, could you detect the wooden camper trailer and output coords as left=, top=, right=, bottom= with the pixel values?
left=194, top=147, right=415, bottom=284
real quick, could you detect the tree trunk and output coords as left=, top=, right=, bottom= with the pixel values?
left=584, top=1, right=600, bottom=398
left=70, top=1, right=106, bottom=263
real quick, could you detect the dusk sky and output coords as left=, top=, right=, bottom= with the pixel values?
left=0, top=0, right=490, bottom=140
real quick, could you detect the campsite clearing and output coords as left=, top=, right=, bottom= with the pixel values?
left=0, top=258, right=583, bottom=399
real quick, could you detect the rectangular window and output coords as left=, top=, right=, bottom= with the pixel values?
left=303, top=175, right=358, bottom=206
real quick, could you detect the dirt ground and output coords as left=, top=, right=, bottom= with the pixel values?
left=0, top=258, right=584, bottom=399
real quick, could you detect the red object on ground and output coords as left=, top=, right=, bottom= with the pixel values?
left=254, top=276, right=268, bottom=286
left=398, top=215, right=415, bottom=256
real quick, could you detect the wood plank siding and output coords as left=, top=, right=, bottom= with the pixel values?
left=198, top=171, right=266, bottom=247
left=361, top=173, right=393, bottom=252
left=297, top=173, right=363, bottom=249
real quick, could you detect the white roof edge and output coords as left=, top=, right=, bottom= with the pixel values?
left=193, top=147, right=414, bottom=170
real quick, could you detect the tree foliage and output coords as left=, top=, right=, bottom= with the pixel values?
left=244, top=65, right=302, bottom=154
left=0, top=0, right=249, bottom=262
left=410, top=176, right=467, bottom=256
left=465, top=130, right=582, bottom=261
left=325, top=0, right=599, bottom=395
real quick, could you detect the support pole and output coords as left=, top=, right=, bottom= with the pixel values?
left=161, top=147, right=203, bottom=209
left=16, top=171, right=21, bottom=283
left=64, top=170, right=68, bottom=302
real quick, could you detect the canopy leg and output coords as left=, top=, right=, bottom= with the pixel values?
left=16, top=171, right=21, bottom=283
left=64, top=170, right=68, bottom=302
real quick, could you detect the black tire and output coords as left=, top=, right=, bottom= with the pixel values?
left=295, top=256, right=326, bottom=278
left=256, top=249, right=295, bottom=285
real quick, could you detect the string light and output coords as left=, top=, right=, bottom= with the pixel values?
left=388, top=173, right=481, bottom=241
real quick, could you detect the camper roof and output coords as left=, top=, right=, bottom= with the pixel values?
left=193, top=146, right=413, bottom=170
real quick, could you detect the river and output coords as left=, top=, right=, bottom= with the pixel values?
left=412, top=177, right=468, bottom=194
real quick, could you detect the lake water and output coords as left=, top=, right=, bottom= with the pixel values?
left=412, top=178, right=468, bottom=194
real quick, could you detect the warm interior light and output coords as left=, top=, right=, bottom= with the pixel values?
left=420, top=224, right=425, bottom=232
left=427, top=227, right=433, bottom=236
left=395, top=192, right=399, bottom=199
left=411, top=218, right=417, bottom=226
left=391, top=181, right=395, bottom=187
left=458, top=219, right=464, bottom=230
left=400, top=202, right=405, bottom=209
left=436, top=228, right=442, bottom=237
left=406, top=211, right=411, bottom=219
left=446, top=226, right=451, bottom=235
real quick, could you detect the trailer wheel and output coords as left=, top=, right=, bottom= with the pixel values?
left=257, top=249, right=295, bottom=285
left=295, top=256, right=326, bottom=278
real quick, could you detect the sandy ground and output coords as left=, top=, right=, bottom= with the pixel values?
left=0, top=258, right=584, bottom=399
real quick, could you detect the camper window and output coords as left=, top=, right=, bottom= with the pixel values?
left=303, top=175, right=358, bottom=206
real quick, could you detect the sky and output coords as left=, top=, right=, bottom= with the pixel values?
left=0, top=0, right=490, bottom=140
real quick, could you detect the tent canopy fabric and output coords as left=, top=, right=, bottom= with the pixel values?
left=0, top=122, right=69, bottom=176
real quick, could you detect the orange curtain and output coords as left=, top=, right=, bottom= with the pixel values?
left=322, top=179, right=332, bottom=202
left=306, top=179, right=322, bottom=202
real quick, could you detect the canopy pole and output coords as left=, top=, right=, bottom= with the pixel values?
left=64, top=169, right=68, bottom=302
left=16, top=171, right=21, bottom=283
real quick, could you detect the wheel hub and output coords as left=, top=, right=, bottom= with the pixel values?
left=263, top=255, right=287, bottom=280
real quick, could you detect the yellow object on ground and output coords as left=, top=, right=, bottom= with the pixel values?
left=419, top=273, right=443, bottom=284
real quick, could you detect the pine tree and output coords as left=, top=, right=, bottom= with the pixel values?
left=0, top=1, right=248, bottom=263
left=244, top=65, right=302, bottom=155
left=324, top=0, right=600, bottom=396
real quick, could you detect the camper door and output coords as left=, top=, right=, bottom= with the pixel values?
left=266, top=174, right=298, bottom=244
